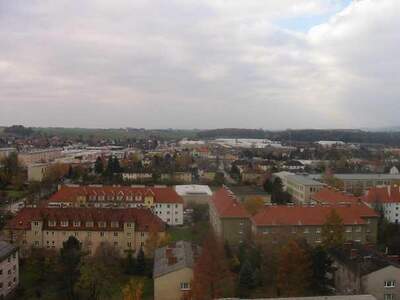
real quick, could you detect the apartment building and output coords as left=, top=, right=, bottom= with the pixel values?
left=251, top=204, right=379, bottom=246
left=18, top=148, right=63, bottom=166
left=362, top=186, right=400, bottom=223
left=0, top=148, right=16, bottom=161
left=153, top=241, right=200, bottom=300
left=286, top=175, right=325, bottom=204
left=0, top=241, right=19, bottom=299
left=3, top=207, right=165, bottom=256
left=47, top=185, right=184, bottom=225
left=330, top=243, right=400, bottom=300
left=209, top=187, right=251, bottom=245
left=310, top=173, right=400, bottom=194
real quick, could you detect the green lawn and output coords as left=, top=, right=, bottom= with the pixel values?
left=169, top=221, right=210, bottom=244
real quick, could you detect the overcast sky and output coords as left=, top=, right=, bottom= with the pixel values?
left=0, top=0, right=399, bottom=129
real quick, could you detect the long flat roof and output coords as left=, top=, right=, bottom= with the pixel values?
left=287, top=175, right=325, bottom=186
left=310, top=173, right=400, bottom=181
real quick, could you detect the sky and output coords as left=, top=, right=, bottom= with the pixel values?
left=0, top=0, right=399, bottom=130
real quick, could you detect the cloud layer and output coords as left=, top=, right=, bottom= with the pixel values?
left=0, top=0, right=399, bottom=129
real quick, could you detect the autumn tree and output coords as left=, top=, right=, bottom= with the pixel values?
left=321, top=209, right=345, bottom=249
left=322, top=169, right=344, bottom=190
left=191, top=231, right=234, bottom=300
left=145, top=231, right=171, bottom=257
left=243, top=196, right=265, bottom=216
left=122, top=278, right=144, bottom=300
left=277, top=240, right=313, bottom=297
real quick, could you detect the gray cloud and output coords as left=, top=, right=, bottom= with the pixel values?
left=0, top=0, right=398, bottom=129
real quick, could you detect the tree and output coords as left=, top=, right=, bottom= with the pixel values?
left=277, top=240, right=313, bottom=297
left=321, top=209, right=345, bottom=249
left=243, top=196, right=265, bottom=216
left=94, top=156, right=104, bottom=174
left=122, top=278, right=144, bottom=300
left=125, top=251, right=137, bottom=275
left=213, top=172, right=225, bottom=186
left=238, top=260, right=255, bottom=296
left=271, top=178, right=292, bottom=204
left=59, top=236, right=83, bottom=300
left=135, top=248, right=146, bottom=275
left=311, top=246, right=333, bottom=294
left=145, top=231, right=171, bottom=257
left=263, top=178, right=273, bottom=194
left=191, top=231, right=234, bottom=300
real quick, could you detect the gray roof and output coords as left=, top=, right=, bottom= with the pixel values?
left=310, top=173, right=400, bottom=181
left=0, top=241, right=18, bottom=262
left=153, top=240, right=200, bottom=278
left=218, top=296, right=376, bottom=300
left=287, top=175, right=325, bottom=186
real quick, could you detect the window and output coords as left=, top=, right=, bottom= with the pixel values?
left=100, top=232, right=105, bottom=237
left=384, top=294, right=395, bottom=300
left=384, top=280, right=396, bottom=288
left=127, top=242, right=132, bottom=248
left=98, top=221, right=106, bottom=228
left=304, top=228, right=309, bottom=234
left=0, top=270, right=2, bottom=275
left=33, top=221, right=39, bottom=226
left=86, top=221, right=94, bottom=227
left=73, top=221, right=81, bottom=227
left=180, top=282, right=190, bottom=290
left=141, top=232, right=145, bottom=237
left=111, top=221, right=119, bottom=228
left=346, top=227, right=352, bottom=233
left=114, top=232, right=118, bottom=237
left=60, top=221, right=68, bottom=227
left=316, top=227, right=321, bottom=233
left=356, top=226, right=362, bottom=233
left=48, top=220, right=56, bottom=227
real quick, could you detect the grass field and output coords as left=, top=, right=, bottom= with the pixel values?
left=169, top=221, right=210, bottom=244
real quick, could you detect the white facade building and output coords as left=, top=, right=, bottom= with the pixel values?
left=0, top=241, right=19, bottom=299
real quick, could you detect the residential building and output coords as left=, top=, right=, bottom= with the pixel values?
left=18, top=148, right=63, bottom=166
left=281, top=160, right=305, bottom=172
left=0, top=241, right=19, bottom=299
left=310, top=173, right=400, bottom=194
left=153, top=241, right=200, bottom=300
left=330, top=243, right=400, bottom=300
left=174, top=185, right=212, bottom=207
left=122, top=173, right=153, bottom=182
left=286, top=175, right=325, bottom=204
left=251, top=204, right=379, bottom=246
left=3, top=207, right=165, bottom=257
left=47, top=185, right=184, bottom=225
left=312, top=187, right=361, bottom=206
left=362, top=186, right=400, bottom=223
left=209, top=187, right=251, bottom=245
left=0, top=148, right=16, bottom=160
left=161, top=172, right=192, bottom=184
left=217, top=296, right=377, bottom=300
left=272, top=171, right=294, bottom=191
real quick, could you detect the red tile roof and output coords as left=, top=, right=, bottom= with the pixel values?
left=312, top=187, right=361, bottom=205
left=363, top=186, right=400, bottom=204
left=5, top=207, right=165, bottom=232
left=210, top=188, right=250, bottom=218
left=49, top=185, right=183, bottom=204
left=252, top=204, right=378, bottom=227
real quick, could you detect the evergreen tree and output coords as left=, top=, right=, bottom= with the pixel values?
left=60, top=236, right=83, bottom=300
left=135, top=248, right=146, bottom=275
left=125, top=251, right=137, bottom=275
left=113, top=156, right=121, bottom=173
left=311, top=246, right=333, bottom=294
left=238, top=260, right=255, bottom=294
left=94, top=156, right=104, bottom=174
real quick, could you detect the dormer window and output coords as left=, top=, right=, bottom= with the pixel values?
left=86, top=221, right=94, bottom=227
left=111, top=221, right=119, bottom=228
left=48, top=220, right=56, bottom=227
left=73, top=221, right=81, bottom=227
left=60, top=221, right=68, bottom=227
left=98, top=221, right=106, bottom=228
left=126, top=196, right=133, bottom=202
left=98, top=196, right=105, bottom=201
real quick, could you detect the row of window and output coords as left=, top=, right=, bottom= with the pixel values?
left=39, top=220, right=134, bottom=228
left=0, top=277, right=17, bottom=289
left=262, top=226, right=364, bottom=235
left=0, top=265, right=17, bottom=276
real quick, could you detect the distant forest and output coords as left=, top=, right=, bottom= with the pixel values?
left=3, top=125, right=400, bottom=146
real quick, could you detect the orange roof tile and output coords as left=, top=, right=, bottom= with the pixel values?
left=210, top=188, right=250, bottom=218
left=363, top=186, right=400, bottom=204
left=312, top=187, right=361, bottom=205
left=252, top=204, right=378, bottom=227
left=49, top=185, right=183, bottom=204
